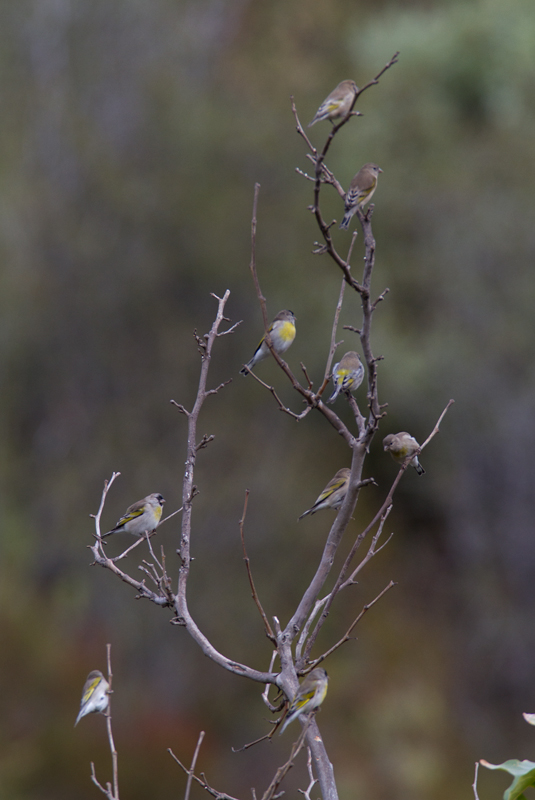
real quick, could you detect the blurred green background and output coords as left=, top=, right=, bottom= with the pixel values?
left=1, top=0, right=535, bottom=798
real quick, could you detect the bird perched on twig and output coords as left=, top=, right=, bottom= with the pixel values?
left=240, top=310, right=296, bottom=375
left=75, top=670, right=109, bottom=726
left=383, top=432, right=425, bottom=475
left=102, top=493, right=165, bottom=538
left=328, top=351, right=364, bottom=403
left=298, top=468, right=350, bottom=520
left=339, top=163, right=383, bottom=230
left=279, top=668, right=329, bottom=734
left=308, top=80, right=358, bottom=127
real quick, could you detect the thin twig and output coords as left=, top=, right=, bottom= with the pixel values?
left=324, top=277, right=347, bottom=387
left=298, top=401, right=454, bottom=665
left=249, top=183, right=268, bottom=333
left=108, top=534, right=148, bottom=561
left=356, top=52, right=400, bottom=99
left=472, top=762, right=480, bottom=800
left=158, top=506, right=184, bottom=526
left=106, top=645, right=119, bottom=799
left=232, top=731, right=274, bottom=753
left=298, top=748, right=318, bottom=800
left=295, top=513, right=392, bottom=663
left=246, top=243, right=356, bottom=442
left=260, top=718, right=312, bottom=800
left=185, top=731, right=206, bottom=800
left=310, top=582, right=396, bottom=667
left=262, top=651, right=283, bottom=712
left=89, top=645, right=119, bottom=799
left=90, top=763, right=114, bottom=799
left=344, top=512, right=393, bottom=586
left=239, top=491, right=276, bottom=642
left=169, top=749, right=241, bottom=800
left=92, top=472, right=121, bottom=541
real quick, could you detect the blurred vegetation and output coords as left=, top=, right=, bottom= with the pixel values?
left=1, top=0, right=535, bottom=798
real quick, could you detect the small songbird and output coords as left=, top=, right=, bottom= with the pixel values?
left=240, top=310, right=296, bottom=375
left=339, top=163, right=383, bottom=230
left=280, top=668, right=329, bottom=734
left=328, top=351, right=364, bottom=403
left=298, top=468, right=350, bottom=520
left=383, top=432, right=425, bottom=475
left=102, top=493, right=165, bottom=538
left=308, top=80, right=358, bottom=127
left=75, top=670, right=109, bottom=726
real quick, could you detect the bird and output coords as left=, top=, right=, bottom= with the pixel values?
left=240, top=310, right=296, bottom=375
left=328, top=351, right=364, bottom=403
left=308, top=80, right=358, bottom=127
left=383, top=432, right=425, bottom=475
left=75, top=670, right=110, bottom=726
left=298, top=468, right=350, bottom=520
left=102, top=493, right=165, bottom=538
left=339, top=163, right=383, bottom=230
left=279, top=668, right=329, bottom=734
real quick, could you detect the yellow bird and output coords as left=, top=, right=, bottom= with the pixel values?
left=280, top=668, right=329, bottom=734
left=240, top=310, right=296, bottom=375
left=298, top=468, right=350, bottom=520
left=75, top=670, right=109, bottom=726
left=102, top=493, right=165, bottom=537
left=328, top=351, right=364, bottom=403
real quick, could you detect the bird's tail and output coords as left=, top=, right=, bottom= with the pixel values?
left=327, top=386, right=340, bottom=403
left=415, top=461, right=425, bottom=476
left=339, top=214, right=351, bottom=230
left=279, top=709, right=294, bottom=735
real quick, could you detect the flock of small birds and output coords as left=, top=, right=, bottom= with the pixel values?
left=76, top=79, right=423, bottom=737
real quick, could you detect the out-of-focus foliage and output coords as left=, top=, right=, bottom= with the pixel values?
left=1, top=0, right=535, bottom=798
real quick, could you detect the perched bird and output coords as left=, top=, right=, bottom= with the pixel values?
left=240, top=310, right=296, bottom=376
left=102, top=493, right=165, bottom=538
left=328, top=351, right=364, bottom=403
left=339, top=163, right=383, bottom=230
left=308, top=80, right=358, bottom=127
left=383, top=432, right=425, bottom=475
left=299, top=468, right=350, bottom=520
left=75, top=670, right=109, bottom=726
left=280, top=668, right=329, bottom=734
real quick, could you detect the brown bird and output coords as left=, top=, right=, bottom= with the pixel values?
left=383, top=432, right=425, bottom=475
left=308, top=80, right=358, bottom=127
left=339, top=163, right=383, bottom=230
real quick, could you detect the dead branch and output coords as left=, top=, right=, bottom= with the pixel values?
left=472, top=762, right=480, bottom=800
left=89, top=644, right=119, bottom=799
left=298, top=748, right=318, bottom=800
left=186, top=731, right=205, bottom=800
left=239, top=491, right=276, bottom=642
left=169, top=749, right=241, bottom=800
left=297, top=400, right=454, bottom=665
left=261, top=720, right=312, bottom=800
left=310, top=581, right=396, bottom=667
